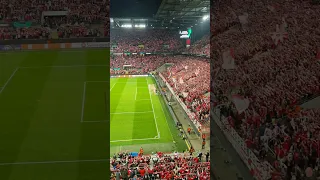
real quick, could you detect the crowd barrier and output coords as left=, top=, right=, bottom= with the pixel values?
left=212, top=108, right=275, bottom=180
left=158, top=72, right=202, bottom=136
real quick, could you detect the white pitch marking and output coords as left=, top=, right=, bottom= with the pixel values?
left=146, top=78, right=160, bottom=138
left=110, top=111, right=153, bottom=115
left=136, top=99, right=150, bottom=101
left=110, top=137, right=159, bottom=143
left=114, top=82, right=138, bottom=84
left=135, top=86, right=137, bottom=100
left=0, top=159, right=109, bottom=166
left=0, top=68, right=18, bottom=95
left=110, top=83, right=116, bottom=91
left=80, top=82, right=87, bottom=122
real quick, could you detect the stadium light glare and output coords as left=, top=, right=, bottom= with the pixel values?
left=202, top=15, right=209, bottom=21
left=110, top=18, right=114, bottom=22
left=121, top=24, right=132, bottom=28
left=134, top=24, right=146, bottom=28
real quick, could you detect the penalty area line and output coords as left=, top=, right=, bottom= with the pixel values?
left=110, top=137, right=159, bottom=143
left=0, top=68, right=18, bottom=95
left=110, top=111, right=153, bottom=115
left=80, top=82, right=87, bottom=122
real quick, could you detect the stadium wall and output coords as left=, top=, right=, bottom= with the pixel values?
left=157, top=72, right=202, bottom=136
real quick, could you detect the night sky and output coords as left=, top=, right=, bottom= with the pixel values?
left=110, top=0, right=162, bottom=17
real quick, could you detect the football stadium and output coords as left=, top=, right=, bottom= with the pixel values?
left=110, top=0, right=210, bottom=179
left=0, top=0, right=110, bottom=179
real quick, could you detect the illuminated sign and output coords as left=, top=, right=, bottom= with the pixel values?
left=179, top=28, right=192, bottom=38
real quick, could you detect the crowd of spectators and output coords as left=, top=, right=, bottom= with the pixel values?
left=0, top=26, right=50, bottom=39
left=162, top=58, right=210, bottom=126
left=0, top=0, right=108, bottom=39
left=211, top=0, right=320, bottom=179
left=110, top=29, right=182, bottom=52
left=110, top=151, right=210, bottom=180
left=110, top=55, right=170, bottom=75
left=187, top=34, right=210, bottom=57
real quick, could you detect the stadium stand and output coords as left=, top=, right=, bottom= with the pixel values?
left=211, top=0, right=320, bottom=179
left=111, top=29, right=182, bottom=52
left=187, top=34, right=210, bottom=57
left=0, top=0, right=108, bottom=39
left=110, top=151, right=210, bottom=180
left=110, top=32, right=210, bottom=180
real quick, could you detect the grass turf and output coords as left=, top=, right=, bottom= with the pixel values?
left=110, top=77, right=187, bottom=155
left=0, top=49, right=110, bottom=180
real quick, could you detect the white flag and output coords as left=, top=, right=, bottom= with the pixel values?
left=179, top=77, right=184, bottom=84
left=271, top=24, right=288, bottom=46
left=232, top=95, right=250, bottom=114
left=222, top=49, right=236, bottom=69
left=267, top=5, right=275, bottom=12
left=195, top=68, right=200, bottom=76
left=182, top=92, right=188, bottom=98
left=238, top=13, right=248, bottom=26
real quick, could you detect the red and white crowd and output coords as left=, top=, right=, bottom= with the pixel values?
left=110, top=151, right=210, bottom=180
left=162, top=58, right=210, bottom=126
left=187, top=34, right=210, bottom=57
left=211, top=0, right=320, bottom=179
left=0, top=0, right=108, bottom=39
left=111, top=29, right=182, bottom=52
left=110, top=55, right=170, bottom=75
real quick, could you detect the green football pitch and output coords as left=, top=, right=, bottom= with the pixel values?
left=0, top=49, right=110, bottom=180
left=110, top=77, right=187, bottom=155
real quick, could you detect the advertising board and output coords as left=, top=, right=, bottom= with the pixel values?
left=0, top=45, right=21, bottom=51
left=0, top=42, right=109, bottom=51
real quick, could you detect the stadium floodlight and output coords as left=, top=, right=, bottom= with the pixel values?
left=110, top=18, right=114, bottom=22
left=134, top=24, right=146, bottom=28
left=121, top=24, right=132, bottom=28
left=202, top=15, right=209, bottom=21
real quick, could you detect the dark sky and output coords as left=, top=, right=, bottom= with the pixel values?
left=110, top=0, right=162, bottom=17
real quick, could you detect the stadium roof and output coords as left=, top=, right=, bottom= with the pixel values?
left=155, top=0, right=210, bottom=27
left=110, top=0, right=162, bottom=17
left=111, top=0, right=210, bottom=29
